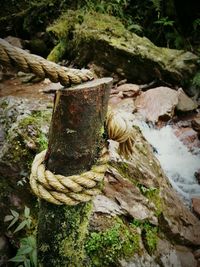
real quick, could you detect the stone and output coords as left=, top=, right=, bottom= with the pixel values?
left=110, top=97, right=136, bottom=113
left=135, top=87, right=178, bottom=122
left=111, top=83, right=140, bottom=97
left=175, top=245, right=197, bottom=267
left=156, top=239, right=182, bottom=267
left=194, top=249, right=200, bottom=260
left=177, top=88, right=198, bottom=112
left=195, top=170, right=200, bottom=184
left=47, top=11, right=198, bottom=86
left=4, top=36, right=23, bottom=48
left=92, top=194, right=124, bottom=216
left=173, top=126, right=200, bottom=153
left=192, top=197, right=200, bottom=218
left=192, top=117, right=200, bottom=135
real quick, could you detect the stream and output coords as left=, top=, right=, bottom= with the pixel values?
left=135, top=120, right=200, bottom=206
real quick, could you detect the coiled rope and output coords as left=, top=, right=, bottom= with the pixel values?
left=30, top=109, right=135, bottom=205
left=0, top=38, right=94, bottom=86
left=0, top=38, right=135, bottom=205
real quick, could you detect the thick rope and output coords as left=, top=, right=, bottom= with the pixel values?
left=106, top=108, right=135, bottom=157
left=29, top=110, right=135, bottom=205
left=0, top=38, right=94, bottom=86
left=30, top=149, right=108, bottom=205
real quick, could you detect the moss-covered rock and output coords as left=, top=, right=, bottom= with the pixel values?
left=47, top=10, right=198, bottom=86
left=0, top=97, right=52, bottom=236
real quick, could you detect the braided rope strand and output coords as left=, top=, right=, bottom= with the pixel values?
left=29, top=111, right=135, bottom=205
left=0, top=38, right=94, bottom=86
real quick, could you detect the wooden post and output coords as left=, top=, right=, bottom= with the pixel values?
left=37, top=78, right=112, bottom=267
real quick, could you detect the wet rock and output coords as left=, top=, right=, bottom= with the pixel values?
left=177, top=88, right=198, bottom=112
left=173, top=126, right=200, bottom=153
left=192, top=197, right=200, bottom=218
left=195, top=170, right=200, bottom=184
left=135, top=87, right=178, bottom=122
left=192, top=117, right=200, bottom=135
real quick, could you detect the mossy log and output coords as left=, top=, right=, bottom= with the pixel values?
left=37, top=78, right=112, bottom=266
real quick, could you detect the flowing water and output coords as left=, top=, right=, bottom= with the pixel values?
left=134, top=120, right=200, bottom=205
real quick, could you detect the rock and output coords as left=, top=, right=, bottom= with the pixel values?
left=47, top=11, right=198, bottom=86
left=156, top=239, right=182, bottom=267
left=111, top=83, right=140, bottom=97
left=192, top=117, right=200, bottom=135
left=135, top=87, right=178, bottom=122
left=194, top=249, right=200, bottom=260
left=192, top=197, right=200, bottom=218
left=175, top=245, right=197, bottom=267
left=4, top=36, right=23, bottom=48
left=109, top=97, right=136, bottom=113
left=93, top=195, right=124, bottom=216
left=0, top=235, right=10, bottom=266
left=177, top=88, right=198, bottom=112
left=0, top=97, right=52, bottom=236
left=119, top=254, right=159, bottom=267
left=173, top=126, right=200, bottom=153
left=195, top=170, right=200, bottom=184
left=103, top=168, right=158, bottom=224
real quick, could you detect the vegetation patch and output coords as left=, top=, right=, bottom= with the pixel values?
left=131, top=219, right=158, bottom=255
left=85, top=218, right=140, bottom=266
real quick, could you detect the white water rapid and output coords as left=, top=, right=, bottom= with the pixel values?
left=134, top=120, right=200, bottom=205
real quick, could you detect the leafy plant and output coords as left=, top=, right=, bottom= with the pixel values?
left=9, top=236, right=37, bottom=267
left=4, top=206, right=37, bottom=267
left=4, top=206, right=32, bottom=233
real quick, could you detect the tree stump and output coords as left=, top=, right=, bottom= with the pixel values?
left=37, top=78, right=112, bottom=267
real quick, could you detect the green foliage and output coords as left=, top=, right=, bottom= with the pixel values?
left=154, top=17, right=174, bottom=27
left=192, top=71, right=200, bottom=87
left=85, top=220, right=140, bottom=266
left=138, top=185, right=163, bottom=216
left=150, top=0, right=161, bottom=14
left=142, top=223, right=158, bottom=254
left=9, top=236, right=37, bottom=267
left=131, top=220, right=158, bottom=255
left=4, top=206, right=37, bottom=267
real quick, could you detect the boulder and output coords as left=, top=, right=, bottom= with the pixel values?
left=135, top=87, right=178, bottom=122
left=192, top=198, right=200, bottom=218
left=47, top=11, right=198, bottom=86
left=0, top=97, right=52, bottom=235
left=177, top=88, right=198, bottom=112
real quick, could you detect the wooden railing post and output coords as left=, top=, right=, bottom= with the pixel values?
left=37, top=78, right=112, bottom=266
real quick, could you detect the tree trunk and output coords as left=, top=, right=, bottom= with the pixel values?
left=37, top=78, right=112, bottom=267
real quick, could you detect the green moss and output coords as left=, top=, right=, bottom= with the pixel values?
left=138, top=186, right=163, bottom=217
left=85, top=218, right=140, bottom=266
left=47, top=39, right=68, bottom=62
left=142, top=223, right=158, bottom=255
left=38, top=202, right=93, bottom=266
left=131, top=219, right=158, bottom=255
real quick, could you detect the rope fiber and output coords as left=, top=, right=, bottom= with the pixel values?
left=29, top=109, right=135, bottom=205
left=0, top=38, right=135, bottom=205
left=0, top=38, right=94, bottom=86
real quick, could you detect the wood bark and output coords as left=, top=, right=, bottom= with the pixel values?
left=37, top=78, right=112, bottom=267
